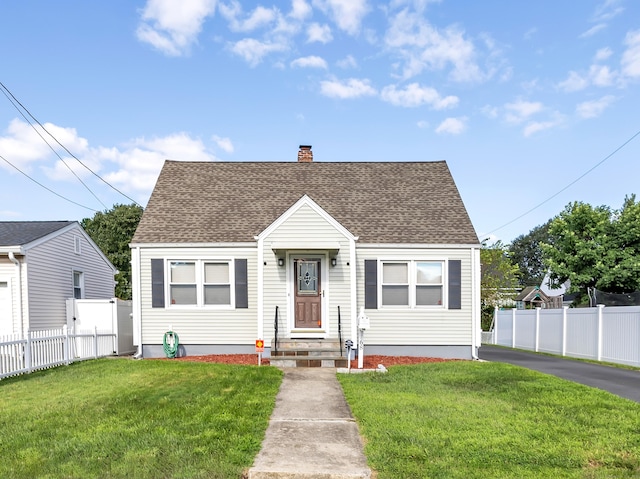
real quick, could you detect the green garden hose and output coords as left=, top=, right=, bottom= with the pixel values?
left=163, top=331, right=179, bottom=358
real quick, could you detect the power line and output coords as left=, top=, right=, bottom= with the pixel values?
left=481, top=127, right=640, bottom=239
left=0, top=81, right=141, bottom=207
left=0, top=87, right=108, bottom=210
left=0, top=154, right=98, bottom=212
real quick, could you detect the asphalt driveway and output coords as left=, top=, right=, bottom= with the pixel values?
left=479, top=345, right=640, bottom=402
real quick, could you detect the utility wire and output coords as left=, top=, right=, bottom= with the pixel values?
left=0, top=154, right=97, bottom=212
left=481, top=127, right=640, bottom=239
left=0, top=81, right=141, bottom=207
left=0, top=87, right=108, bottom=210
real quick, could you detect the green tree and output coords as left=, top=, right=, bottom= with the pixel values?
left=542, top=197, right=640, bottom=305
left=81, top=203, right=144, bottom=299
left=508, top=220, right=551, bottom=287
left=481, top=241, right=520, bottom=330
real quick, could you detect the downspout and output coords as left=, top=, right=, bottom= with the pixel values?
left=470, top=247, right=480, bottom=360
left=8, top=252, right=24, bottom=336
left=131, top=246, right=143, bottom=359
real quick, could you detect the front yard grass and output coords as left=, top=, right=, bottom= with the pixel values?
left=0, top=358, right=282, bottom=479
left=339, top=361, right=640, bottom=479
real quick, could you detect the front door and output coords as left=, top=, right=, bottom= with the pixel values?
left=294, top=259, right=322, bottom=329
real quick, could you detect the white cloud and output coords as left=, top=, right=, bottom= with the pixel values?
left=319, top=78, right=377, bottom=99
left=380, top=83, right=458, bottom=109
left=291, top=55, right=328, bottom=69
left=481, top=105, right=498, bottom=119
left=337, top=55, right=358, bottom=69
left=589, top=64, right=615, bottom=86
left=435, top=117, right=467, bottom=135
left=229, top=38, right=288, bottom=66
left=384, top=9, right=485, bottom=82
left=579, top=23, right=606, bottom=39
left=0, top=119, right=82, bottom=171
left=103, top=133, right=217, bottom=194
left=594, top=47, right=613, bottom=62
left=290, top=0, right=312, bottom=20
left=558, top=71, right=589, bottom=92
left=313, top=0, right=369, bottom=35
left=522, top=114, right=564, bottom=137
left=591, top=0, right=624, bottom=22
left=0, top=119, right=221, bottom=199
left=136, top=0, right=217, bottom=56
left=219, top=2, right=278, bottom=32
left=416, top=120, right=429, bottom=129
left=504, top=100, right=544, bottom=124
left=212, top=135, right=234, bottom=153
left=621, top=30, right=640, bottom=79
left=307, top=23, right=333, bottom=43
left=576, top=95, right=616, bottom=118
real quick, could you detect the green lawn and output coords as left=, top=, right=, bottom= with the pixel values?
left=339, top=361, right=640, bottom=479
left=0, top=358, right=282, bottom=479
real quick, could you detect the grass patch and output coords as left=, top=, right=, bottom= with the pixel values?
left=339, top=361, right=640, bottom=479
left=0, top=359, right=282, bottom=478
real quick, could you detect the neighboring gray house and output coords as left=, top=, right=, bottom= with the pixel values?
left=130, top=146, right=482, bottom=362
left=0, top=221, right=117, bottom=336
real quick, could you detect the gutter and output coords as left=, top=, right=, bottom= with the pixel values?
left=8, top=252, right=24, bottom=336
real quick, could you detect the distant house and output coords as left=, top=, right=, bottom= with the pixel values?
left=0, top=221, right=117, bottom=336
left=130, top=146, right=482, bottom=362
left=515, top=285, right=563, bottom=309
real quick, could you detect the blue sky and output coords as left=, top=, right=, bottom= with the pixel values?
left=1, top=0, right=639, bottom=244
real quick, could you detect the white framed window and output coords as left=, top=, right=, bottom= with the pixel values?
left=168, top=260, right=233, bottom=307
left=73, top=271, right=84, bottom=299
left=381, top=262, right=409, bottom=306
left=203, top=262, right=230, bottom=305
left=416, top=262, right=443, bottom=306
left=380, top=260, right=445, bottom=308
left=169, top=262, right=197, bottom=305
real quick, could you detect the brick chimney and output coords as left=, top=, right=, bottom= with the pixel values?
left=298, top=145, right=313, bottom=162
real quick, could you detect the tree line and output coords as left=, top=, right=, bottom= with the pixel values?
left=481, top=195, right=640, bottom=328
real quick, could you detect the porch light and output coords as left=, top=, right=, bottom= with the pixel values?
left=278, top=258, right=285, bottom=267
left=331, top=258, right=337, bottom=267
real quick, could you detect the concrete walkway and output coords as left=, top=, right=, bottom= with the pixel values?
left=248, top=368, right=371, bottom=479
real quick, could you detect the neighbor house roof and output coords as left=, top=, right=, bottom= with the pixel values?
left=132, top=160, right=479, bottom=245
left=515, top=286, right=550, bottom=302
left=0, top=221, right=75, bottom=247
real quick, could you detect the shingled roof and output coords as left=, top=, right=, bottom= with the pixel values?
left=0, top=221, right=75, bottom=247
left=132, top=160, right=479, bottom=245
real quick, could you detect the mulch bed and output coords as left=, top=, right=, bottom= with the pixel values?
left=171, top=354, right=456, bottom=368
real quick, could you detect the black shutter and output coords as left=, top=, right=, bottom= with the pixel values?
left=151, top=259, right=165, bottom=308
left=235, top=259, right=248, bottom=309
left=364, top=259, right=378, bottom=309
left=448, top=260, right=461, bottom=310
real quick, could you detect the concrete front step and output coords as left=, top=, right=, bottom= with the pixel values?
left=271, top=339, right=347, bottom=368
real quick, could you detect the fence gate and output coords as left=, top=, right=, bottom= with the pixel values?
left=66, top=299, right=134, bottom=356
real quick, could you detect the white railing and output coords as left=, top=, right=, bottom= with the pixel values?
left=490, top=306, right=640, bottom=367
left=0, top=326, right=116, bottom=380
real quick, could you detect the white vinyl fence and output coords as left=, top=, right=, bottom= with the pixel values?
left=487, top=305, right=640, bottom=367
left=0, top=326, right=116, bottom=380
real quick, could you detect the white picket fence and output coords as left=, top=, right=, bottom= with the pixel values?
left=0, top=326, right=117, bottom=380
left=486, top=305, right=640, bottom=367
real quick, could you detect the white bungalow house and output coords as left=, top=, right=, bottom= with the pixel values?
left=0, top=221, right=117, bottom=336
left=130, top=146, right=482, bottom=364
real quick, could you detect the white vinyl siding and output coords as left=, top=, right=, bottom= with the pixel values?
left=25, top=226, right=115, bottom=330
left=357, top=247, right=475, bottom=346
left=262, top=203, right=353, bottom=340
left=139, top=246, right=257, bottom=345
left=0, top=257, right=20, bottom=335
